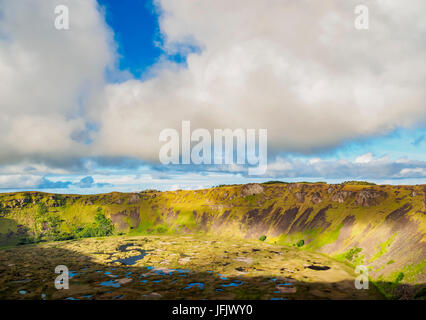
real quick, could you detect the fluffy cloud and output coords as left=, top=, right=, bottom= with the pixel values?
left=0, top=174, right=42, bottom=189
left=355, top=153, right=373, bottom=164
left=90, top=0, right=426, bottom=162
left=0, top=0, right=113, bottom=166
left=76, top=176, right=109, bottom=188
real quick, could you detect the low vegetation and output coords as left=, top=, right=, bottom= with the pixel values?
left=0, top=182, right=424, bottom=299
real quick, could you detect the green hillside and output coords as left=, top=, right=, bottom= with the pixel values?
left=0, top=182, right=425, bottom=299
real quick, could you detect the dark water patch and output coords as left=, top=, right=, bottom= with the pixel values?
left=104, top=271, right=118, bottom=278
left=99, top=279, right=121, bottom=288
left=112, top=250, right=148, bottom=266
left=111, top=243, right=150, bottom=266
left=174, top=268, right=190, bottom=276
left=175, top=269, right=190, bottom=273
left=221, top=280, right=243, bottom=287
left=153, top=269, right=173, bottom=276
left=117, top=243, right=134, bottom=252
left=11, top=279, right=32, bottom=284
left=184, top=282, right=204, bottom=290
left=306, top=265, right=330, bottom=271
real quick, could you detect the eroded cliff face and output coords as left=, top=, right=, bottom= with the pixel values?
left=0, top=182, right=425, bottom=285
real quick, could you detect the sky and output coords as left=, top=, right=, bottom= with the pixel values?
left=0, top=0, right=425, bottom=194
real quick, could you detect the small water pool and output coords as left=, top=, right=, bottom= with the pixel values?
left=184, top=282, right=205, bottom=290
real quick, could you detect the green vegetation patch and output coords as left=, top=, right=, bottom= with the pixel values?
left=342, top=181, right=376, bottom=185
left=369, top=233, right=396, bottom=263
left=334, top=247, right=364, bottom=266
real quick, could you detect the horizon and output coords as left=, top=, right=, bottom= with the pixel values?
left=1, top=180, right=425, bottom=196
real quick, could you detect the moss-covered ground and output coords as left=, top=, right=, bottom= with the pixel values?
left=0, top=235, right=384, bottom=300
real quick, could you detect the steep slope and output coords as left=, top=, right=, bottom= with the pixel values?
left=0, top=182, right=425, bottom=298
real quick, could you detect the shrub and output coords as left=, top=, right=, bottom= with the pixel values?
left=259, top=235, right=267, bottom=241
left=36, top=203, right=48, bottom=216
left=262, top=181, right=289, bottom=185
left=342, top=181, right=376, bottom=185
left=296, top=239, right=305, bottom=247
left=414, top=287, right=426, bottom=299
left=92, top=213, right=114, bottom=236
left=395, top=272, right=404, bottom=284
left=44, top=214, right=63, bottom=240
left=345, top=247, right=362, bottom=261
left=17, top=237, right=35, bottom=245
left=156, top=226, right=168, bottom=234
left=0, top=205, right=8, bottom=217
left=54, top=195, right=66, bottom=207
left=74, top=213, right=114, bottom=238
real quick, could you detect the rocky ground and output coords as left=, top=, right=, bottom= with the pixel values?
left=0, top=235, right=383, bottom=300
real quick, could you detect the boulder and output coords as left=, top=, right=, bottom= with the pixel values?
left=294, top=192, right=306, bottom=203
left=331, top=190, right=355, bottom=203
left=241, top=183, right=264, bottom=197
left=311, top=192, right=322, bottom=204
left=128, top=193, right=141, bottom=204
left=354, top=189, right=387, bottom=207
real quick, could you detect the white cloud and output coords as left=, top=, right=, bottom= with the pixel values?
left=262, top=155, right=426, bottom=180
left=399, top=168, right=426, bottom=177
left=89, top=0, right=426, bottom=161
left=309, top=158, right=322, bottom=165
left=0, top=0, right=113, bottom=165
left=355, top=153, right=373, bottom=164
left=0, top=174, right=42, bottom=189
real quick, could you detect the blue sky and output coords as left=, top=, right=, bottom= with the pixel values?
left=0, top=0, right=425, bottom=193
left=99, top=0, right=192, bottom=79
left=98, top=0, right=162, bottom=78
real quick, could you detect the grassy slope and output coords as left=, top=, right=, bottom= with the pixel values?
left=0, top=182, right=425, bottom=297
